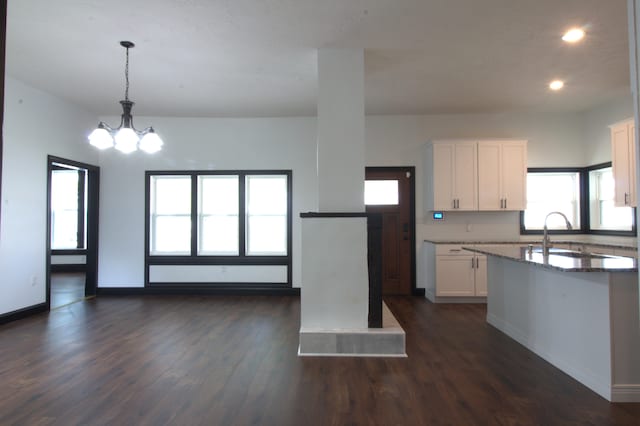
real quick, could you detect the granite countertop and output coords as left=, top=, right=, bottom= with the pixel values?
left=423, top=239, right=637, bottom=251
left=463, top=245, right=637, bottom=272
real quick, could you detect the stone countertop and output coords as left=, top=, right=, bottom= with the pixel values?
left=463, top=245, right=637, bottom=272
left=423, top=239, right=637, bottom=251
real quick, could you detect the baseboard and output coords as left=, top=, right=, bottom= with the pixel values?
left=97, top=286, right=301, bottom=296
left=611, top=384, right=640, bottom=402
left=0, top=303, right=48, bottom=325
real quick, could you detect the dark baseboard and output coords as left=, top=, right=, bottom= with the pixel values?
left=0, top=303, right=48, bottom=325
left=413, top=288, right=426, bottom=297
left=97, top=286, right=301, bottom=296
left=51, top=264, right=86, bottom=273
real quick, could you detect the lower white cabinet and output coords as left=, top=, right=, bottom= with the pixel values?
left=424, top=243, right=487, bottom=300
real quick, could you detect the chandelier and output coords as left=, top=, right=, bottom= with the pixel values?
left=88, top=41, right=163, bottom=154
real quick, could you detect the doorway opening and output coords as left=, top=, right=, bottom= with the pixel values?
left=365, top=167, right=417, bottom=296
left=47, top=156, right=99, bottom=309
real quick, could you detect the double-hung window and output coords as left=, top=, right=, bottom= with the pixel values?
left=51, top=167, right=87, bottom=250
left=147, top=170, right=291, bottom=259
left=522, top=169, right=581, bottom=232
left=588, top=165, right=635, bottom=232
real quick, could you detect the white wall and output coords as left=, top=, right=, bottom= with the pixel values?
left=97, top=116, right=317, bottom=287
left=1, top=77, right=98, bottom=315
left=581, top=94, right=634, bottom=165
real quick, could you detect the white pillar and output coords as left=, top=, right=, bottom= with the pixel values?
left=317, top=48, right=365, bottom=212
left=300, top=48, right=368, bottom=333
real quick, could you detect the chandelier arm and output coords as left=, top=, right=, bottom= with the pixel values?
left=98, top=121, right=116, bottom=133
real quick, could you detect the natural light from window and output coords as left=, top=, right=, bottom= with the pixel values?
left=51, top=169, right=84, bottom=249
left=589, top=167, right=634, bottom=231
left=198, top=176, right=239, bottom=255
left=150, top=176, right=192, bottom=254
left=246, top=175, right=288, bottom=255
left=364, top=180, right=399, bottom=205
left=523, top=172, right=580, bottom=230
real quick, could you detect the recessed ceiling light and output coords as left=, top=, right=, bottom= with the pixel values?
left=562, top=28, right=585, bottom=43
left=549, top=80, right=564, bottom=91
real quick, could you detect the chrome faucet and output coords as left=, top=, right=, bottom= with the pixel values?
left=542, top=211, right=572, bottom=256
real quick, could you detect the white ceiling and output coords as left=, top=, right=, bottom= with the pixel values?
left=5, top=0, right=631, bottom=117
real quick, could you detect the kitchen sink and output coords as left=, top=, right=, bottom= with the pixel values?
left=531, top=247, right=611, bottom=259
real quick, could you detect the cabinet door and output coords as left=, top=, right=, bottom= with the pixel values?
left=612, top=122, right=632, bottom=207
left=432, top=143, right=455, bottom=209
left=501, top=141, right=527, bottom=211
left=435, top=256, right=475, bottom=296
left=454, top=142, right=478, bottom=210
left=474, top=255, right=488, bottom=296
left=477, top=142, right=502, bottom=210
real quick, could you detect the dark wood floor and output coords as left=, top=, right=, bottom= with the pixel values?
left=51, top=272, right=86, bottom=309
left=0, top=296, right=638, bottom=425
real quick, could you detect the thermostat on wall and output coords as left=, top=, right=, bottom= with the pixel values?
left=432, top=211, right=444, bottom=221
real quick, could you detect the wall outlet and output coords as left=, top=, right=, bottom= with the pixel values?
left=466, top=223, right=472, bottom=232
left=30, top=275, right=37, bottom=286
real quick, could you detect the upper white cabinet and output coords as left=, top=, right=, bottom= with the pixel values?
left=610, top=119, right=636, bottom=207
left=477, top=141, right=527, bottom=211
left=424, top=139, right=528, bottom=211
left=429, top=141, right=478, bottom=210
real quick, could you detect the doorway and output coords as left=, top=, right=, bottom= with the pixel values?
left=365, top=167, right=416, bottom=295
left=46, top=156, right=99, bottom=309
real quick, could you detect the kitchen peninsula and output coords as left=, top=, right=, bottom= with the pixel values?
left=465, top=245, right=640, bottom=402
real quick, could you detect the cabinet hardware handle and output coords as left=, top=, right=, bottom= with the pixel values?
left=625, top=193, right=629, bottom=205
left=471, top=258, right=475, bottom=269
left=501, top=199, right=504, bottom=209
left=504, top=198, right=507, bottom=209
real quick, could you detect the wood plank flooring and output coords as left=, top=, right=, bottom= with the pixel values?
left=0, top=296, right=639, bottom=425
left=50, top=273, right=86, bottom=309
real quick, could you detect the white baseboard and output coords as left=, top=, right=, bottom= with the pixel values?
left=611, top=384, right=640, bottom=402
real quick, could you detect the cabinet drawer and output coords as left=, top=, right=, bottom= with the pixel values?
left=436, top=244, right=469, bottom=255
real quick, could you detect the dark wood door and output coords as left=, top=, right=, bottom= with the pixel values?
left=365, top=168, right=414, bottom=295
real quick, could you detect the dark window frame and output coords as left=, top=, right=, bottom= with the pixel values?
left=520, top=165, right=636, bottom=237
left=144, top=170, right=293, bottom=287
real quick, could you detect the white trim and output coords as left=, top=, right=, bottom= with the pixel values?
left=611, top=384, right=640, bottom=402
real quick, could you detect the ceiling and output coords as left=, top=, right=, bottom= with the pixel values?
left=4, top=0, right=632, bottom=117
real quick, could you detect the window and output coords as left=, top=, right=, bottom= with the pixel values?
left=51, top=168, right=86, bottom=249
left=588, top=166, right=634, bottom=231
left=521, top=164, right=636, bottom=236
left=364, top=180, right=399, bottom=205
left=149, top=176, right=192, bottom=255
left=147, top=171, right=291, bottom=258
left=246, top=175, right=288, bottom=255
left=198, top=176, right=239, bottom=255
left=522, top=170, right=581, bottom=231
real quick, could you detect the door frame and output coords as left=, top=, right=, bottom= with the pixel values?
left=46, top=156, right=100, bottom=309
left=365, top=166, right=419, bottom=296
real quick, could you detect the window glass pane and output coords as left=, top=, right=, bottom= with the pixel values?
left=246, top=175, right=287, bottom=255
left=198, top=176, right=239, bottom=255
left=365, top=180, right=399, bottom=205
left=150, top=176, right=192, bottom=255
left=154, top=176, right=191, bottom=214
left=523, top=172, right=580, bottom=230
left=589, top=167, right=633, bottom=231
left=153, top=216, right=191, bottom=253
left=51, top=170, right=80, bottom=249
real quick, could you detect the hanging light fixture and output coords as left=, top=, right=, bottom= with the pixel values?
left=88, top=41, right=163, bottom=154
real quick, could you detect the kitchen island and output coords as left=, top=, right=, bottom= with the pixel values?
left=464, top=245, right=640, bottom=402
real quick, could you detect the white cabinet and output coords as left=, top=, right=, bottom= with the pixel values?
left=434, top=245, right=487, bottom=297
left=429, top=141, right=478, bottom=210
left=611, top=119, right=636, bottom=207
left=478, top=141, right=527, bottom=211
left=425, top=139, right=527, bottom=212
